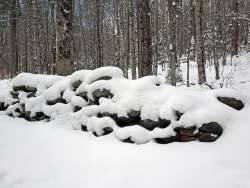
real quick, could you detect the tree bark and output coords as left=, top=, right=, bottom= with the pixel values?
left=195, top=0, right=206, bottom=84
left=168, top=0, right=177, bottom=86
left=56, top=0, right=74, bottom=76
left=136, top=0, right=152, bottom=77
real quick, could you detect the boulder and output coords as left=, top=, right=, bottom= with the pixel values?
left=174, top=126, right=197, bottom=142
left=217, top=97, right=244, bottom=110
left=198, top=133, right=218, bottom=142
left=157, top=119, right=171, bottom=129
left=198, top=122, right=223, bottom=136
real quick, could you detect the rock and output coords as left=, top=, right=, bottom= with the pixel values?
left=139, top=119, right=159, bottom=130
left=25, top=86, right=37, bottom=93
left=77, top=92, right=88, bottom=101
left=175, top=126, right=196, bottom=137
left=175, top=111, right=184, bottom=121
left=92, top=89, right=113, bottom=105
left=174, top=126, right=197, bottom=142
left=217, top=97, right=244, bottom=110
left=139, top=118, right=171, bottom=131
left=81, top=125, right=88, bottom=132
left=13, top=85, right=26, bottom=92
left=0, top=102, right=6, bottom=111
left=115, top=115, right=140, bottom=128
left=24, top=111, right=31, bottom=121
left=38, top=115, right=49, bottom=121
left=198, top=122, right=223, bottom=136
left=179, top=135, right=196, bottom=142
left=35, top=112, right=49, bottom=121
left=102, top=127, right=113, bottom=136
left=157, top=119, right=171, bottom=129
left=198, top=133, right=218, bottom=142
left=47, top=98, right=67, bottom=105
left=121, top=137, right=134, bottom=144
left=13, top=85, right=37, bottom=93
left=91, top=76, right=112, bottom=84
left=88, top=99, right=96, bottom=105
left=27, top=92, right=36, bottom=98
left=154, top=136, right=178, bottom=144
left=91, top=129, right=112, bottom=137
left=127, top=110, right=141, bottom=118
left=99, top=111, right=140, bottom=128
left=73, top=106, right=82, bottom=112
left=10, top=91, right=19, bottom=99
left=72, top=80, right=82, bottom=91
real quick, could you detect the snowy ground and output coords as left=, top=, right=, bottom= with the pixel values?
left=0, top=52, right=250, bottom=188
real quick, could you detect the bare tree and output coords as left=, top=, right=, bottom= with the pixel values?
left=195, top=0, right=206, bottom=84
left=136, top=0, right=152, bottom=77
left=56, top=0, right=74, bottom=75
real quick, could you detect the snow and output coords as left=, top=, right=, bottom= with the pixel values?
left=70, top=69, right=92, bottom=83
left=85, top=66, right=124, bottom=84
left=12, top=73, right=62, bottom=91
left=0, top=108, right=250, bottom=188
left=0, top=53, right=250, bottom=188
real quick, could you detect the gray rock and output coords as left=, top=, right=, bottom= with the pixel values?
left=47, top=98, right=67, bottom=105
left=92, top=89, right=113, bottom=104
left=72, top=80, right=82, bottom=91
left=77, top=91, right=88, bottom=101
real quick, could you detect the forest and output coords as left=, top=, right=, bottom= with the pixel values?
left=0, top=0, right=249, bottom=85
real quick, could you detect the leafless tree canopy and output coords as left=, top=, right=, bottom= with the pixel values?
left=0, top=0, right=249, bottom=84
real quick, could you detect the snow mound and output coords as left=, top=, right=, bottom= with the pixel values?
left=0, top=66, right=247, bottom=145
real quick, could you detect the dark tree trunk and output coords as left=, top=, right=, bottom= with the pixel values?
left=195, top=0, right=206, bottom=84
left=56, top=0, right=74, bottom=76
left=136, top=0, right=152, bottom=77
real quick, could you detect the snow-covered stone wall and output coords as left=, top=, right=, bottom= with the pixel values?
left=0, top=67, right=246, bottom=144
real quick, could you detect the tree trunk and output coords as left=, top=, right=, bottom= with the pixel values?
left=195, top=0, right=206, bottom=84
left=168, top=0, right=177, bottom=86
left=95, top=0, right=103, bottom=68
left=136, top=0, right=152, bottom=77
left=10, top=0, right=19, bottom=77
left=56, top=0, right=74, bottom=76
